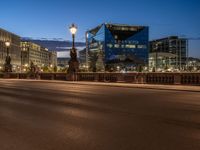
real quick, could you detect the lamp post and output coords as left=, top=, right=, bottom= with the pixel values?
left=70, top=24, right=77, bottom=49
left=67, top=24, right=79, bottom=80
left=4, top=41, right=12, bottom=72
left=5, top=41, right=10, bottom=56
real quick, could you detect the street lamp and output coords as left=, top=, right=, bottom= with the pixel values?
left=4, top=41, right=12, bottom=72
left=69, top=24, right=77, bottom=49
left=5, top=41, right=10, bottom=57
left=67, top=24, right=79, bottom=79
left=5, top=41, right=11, bottom=47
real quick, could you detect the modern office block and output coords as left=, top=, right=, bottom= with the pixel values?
left=86, top=23, right=149, bottom=72
left=149, top=36, right=188, bottom=71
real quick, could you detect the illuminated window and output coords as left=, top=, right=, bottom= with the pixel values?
left=137, top=45, right=147, bottom=49
left=125, top=45, right=136, bottom=48
left=114, top=44, right=120, bottom=48
left=107, top=44, right=113, bottom=48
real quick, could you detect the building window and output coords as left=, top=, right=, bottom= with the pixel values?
left=107, top=44, right=113, bottom=48
left=137, top=45, right=147, bottom=49
left=125, top=44, right=136, bottom=48
left=114, top=44, right=120, bottom=48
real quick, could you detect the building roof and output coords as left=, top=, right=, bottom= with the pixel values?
left=87, top=23, right=148, bottom=35
left=0, top=27, right=20, bottom=38
left=87, top=23, right=148, bottom=41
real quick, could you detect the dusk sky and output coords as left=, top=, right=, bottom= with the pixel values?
left=0, top=0, right=200, bottom=57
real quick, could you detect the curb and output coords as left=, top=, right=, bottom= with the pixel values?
left=64, top=82, right=200, bottom=93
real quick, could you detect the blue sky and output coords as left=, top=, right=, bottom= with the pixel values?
left=0, top=0, right=200, bottom=57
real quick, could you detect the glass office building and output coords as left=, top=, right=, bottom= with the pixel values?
left=86, top=23, right=149, bottom=72
left=149, top=36, right=188, bottom=72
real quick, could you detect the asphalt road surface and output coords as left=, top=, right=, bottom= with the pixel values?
left=0, top=79, right=200, bottom=150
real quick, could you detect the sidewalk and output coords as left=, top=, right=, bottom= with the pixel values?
left=2, top=79, right=200, bottom=92
left=65, top=81, right=200, bottom=92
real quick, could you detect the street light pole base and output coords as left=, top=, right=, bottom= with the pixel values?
left=4, top=56, right=12, bottom=73
left=4, top=64, right=12, bottom=73
left=68, top=60, right=79, bottom=74
left=67, top=60, right=79, bottom=81
left=67, top=48, right=79, bottom=72
left=67, top=48, right=79, bottom=81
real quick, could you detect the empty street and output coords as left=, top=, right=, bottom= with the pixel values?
left=0, top=79, right=200, bottom=150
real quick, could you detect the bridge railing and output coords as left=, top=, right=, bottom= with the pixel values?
left=0, top=72, right=200, bottom=85
left=77, top=72, right=200, bottom=85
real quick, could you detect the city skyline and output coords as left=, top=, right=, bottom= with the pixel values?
left=0, top=0, right=200, bottom=57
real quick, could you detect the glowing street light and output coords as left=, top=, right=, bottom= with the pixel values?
left=67, top=24, right=79, bottom=78
left=69, top=24, right=77, bottom=49
left=69, top=24, right=77, bottom=35
left=5, top=41, right=11, bottom=57
left=4, top=41, right=12, bottom=72
left=5, top=41, right=11, bottom=47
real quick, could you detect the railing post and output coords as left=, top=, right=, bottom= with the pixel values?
left=94, top=73, right=99, bottom=81
left=174, top=73, right=181, bottom=85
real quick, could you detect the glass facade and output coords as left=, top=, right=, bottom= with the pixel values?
left=149, top=36, right=188, bottom=72
left=86, top=23, right=149, bottom=72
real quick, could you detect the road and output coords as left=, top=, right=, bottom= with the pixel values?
left=0, top=79, right=200, bottom=150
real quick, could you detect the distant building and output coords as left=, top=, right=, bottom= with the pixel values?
left=0, top=28, right=21, bottom=72
left=49, top=51, right=57, bottom=67
left=57, top=58, right=70, bottom=68
left=79, top=48, right=86, bottom=65
left=21, top=41, right=57, bottom=71
left=78, top=48, right=89, bottom=71
left=187, top=57, right=200, bottom=71
left=86, top=23, right=149, bottom=72
left=149, top=36, right=188, bottom=72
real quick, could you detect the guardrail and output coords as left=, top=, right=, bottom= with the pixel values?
left=0, top=72, right=200, bottom=85
left=77, top=72, right=200, bottom=85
